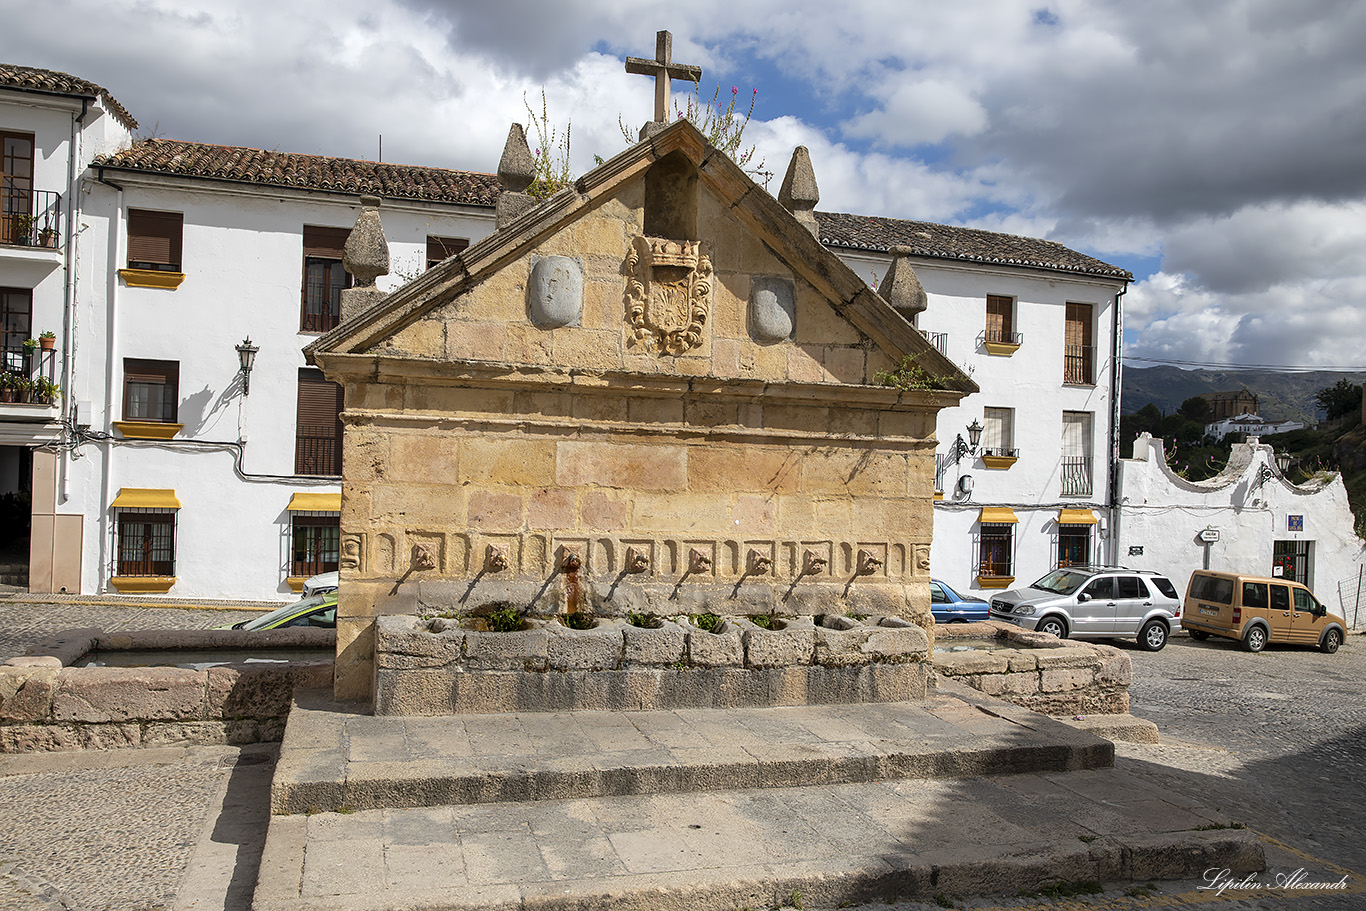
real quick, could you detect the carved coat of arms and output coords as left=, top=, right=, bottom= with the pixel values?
left=624, top=236, right=712, bottom=355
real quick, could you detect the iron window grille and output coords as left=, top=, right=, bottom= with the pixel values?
left=978, top=523, right=1014, bottom=579
left=291, top=512, right=340, bottom=578
left=114, top=508, right=177, bottom=577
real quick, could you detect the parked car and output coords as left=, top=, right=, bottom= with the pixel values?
left=217, top=592, right=337, bottom=631
left=986, top=565, right=1182, bottom=651
left=930, top=579, right=989, bottom=623
left=1182, top=570, right=1346, bottom=653
left=303, top=571, right=339, bottom=596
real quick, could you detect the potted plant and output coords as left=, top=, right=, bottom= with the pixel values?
left=32, top=376, right=60, bottom=405
left=21, top=337, right=37, bottom=354
left=38, top=227, right=57, bottom=248
left=9, top=214, right=33, bottom=246
left=0, top=372, right=13, bottom=404
left=12, top=377, right=32, bottom=404
left=39, top=331, right=55, bottom=351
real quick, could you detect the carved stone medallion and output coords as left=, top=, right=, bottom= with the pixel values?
left=624, top=236, right=712, bottom=355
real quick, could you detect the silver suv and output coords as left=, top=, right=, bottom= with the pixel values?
left=987, top=566, right=1183, bottom=651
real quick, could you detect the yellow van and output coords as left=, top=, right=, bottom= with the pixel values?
left=1183, top=570, right=1346, bottom=654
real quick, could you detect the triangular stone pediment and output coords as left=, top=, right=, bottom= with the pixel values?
left=307, top=120, right=975, bottom=400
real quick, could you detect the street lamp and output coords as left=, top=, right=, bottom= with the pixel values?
left=951, top=419, right=985, bottom=464
left=1275, top=451, right=1292, bottom=474
left=236, top=337, right=259, bottom=395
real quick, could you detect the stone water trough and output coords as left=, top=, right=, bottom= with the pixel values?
left=932, top=621, right=1132, bottom=715
left=0, top=628, right=333, bottom=752
left=374, top=612, right=931, bottom=714
left=373, top=613, right=1135, bottom=718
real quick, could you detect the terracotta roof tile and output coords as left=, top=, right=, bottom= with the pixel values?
left=816, top=211, right=1132, bottom=281
left=94, top=139, right=500, bottom=207
left=0, top=63, right=137, bottom=130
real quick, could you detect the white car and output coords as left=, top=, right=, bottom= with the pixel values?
left=303, top=571, right=339, bottom=596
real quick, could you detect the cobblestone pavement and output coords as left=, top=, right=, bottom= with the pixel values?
left=1, top=601, right=1362, bottom=910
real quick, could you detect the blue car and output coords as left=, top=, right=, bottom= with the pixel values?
left=930, top=579, right=989, bottom=623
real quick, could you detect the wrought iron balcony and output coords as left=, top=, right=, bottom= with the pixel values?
left=1, top=189, right=62, bottom=249
left=295, top=425, right=342, bottom=476
left=920, top=329, right=948, bottom=356
left=0, top=345, right=58, bottom=405
left=1060, top=456, right=1093, bottom=496
left=1064, top=345, right=1094, bottom=385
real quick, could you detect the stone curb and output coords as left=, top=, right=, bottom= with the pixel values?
left=250, top=826, right=1264, bottom=911
left=1054, top=712, right=1161, bottom=744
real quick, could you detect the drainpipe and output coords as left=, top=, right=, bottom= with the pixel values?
left=57, top=98, right=89, bottom=504
left=1107, top=281, right=1128, bottom=565
left=95, top=167, right=124, bottom=593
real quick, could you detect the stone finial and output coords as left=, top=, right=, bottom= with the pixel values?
left=778, top=146, right=819, bottom=237
left=342, top=194, right=389, bottom=289
left=880, top=245, right=927, bottom=322
left=496, top=123, right=539, bottom=227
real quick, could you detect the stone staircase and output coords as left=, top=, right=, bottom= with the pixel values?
left=252, top=682, right=1264, bottom=910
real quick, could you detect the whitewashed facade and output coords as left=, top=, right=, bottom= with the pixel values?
left=1116, top=434, right=1366, bottom=625
left=828, top=238, right=1128, bottom=596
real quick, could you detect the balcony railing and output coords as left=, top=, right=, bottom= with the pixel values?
left=934, top=453, right=948, bottom=493
left=1, top=189, right=62, bottom=249
left=0, top=346, right=58, bottom=404
left=295, top=425, right=342, bottom=476
left=981, top=447, right=1019, bottom=458
left=1064, top=345, right=1094, bottom=384
left=984, top=329, right=1022, bottom=345
left=920, top=329, right=948, bottom=356
left=1060, top=456, right=1093, bottom=496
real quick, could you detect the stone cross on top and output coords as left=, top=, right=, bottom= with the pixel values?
left=626, top=30, right=702, bottom=125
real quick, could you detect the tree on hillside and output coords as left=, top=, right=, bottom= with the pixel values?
left=1314, top=379, right=1362, bottom=421
left=1178, top=395, right=1213, bottom=424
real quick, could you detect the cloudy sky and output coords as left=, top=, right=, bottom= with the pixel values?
left=6, top=0, right=1365, bottom=372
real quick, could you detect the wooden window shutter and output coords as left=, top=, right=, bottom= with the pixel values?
left=127, top=210, right=183, bottom=270
left=302, top=226, right=350, bottom=258
left=295, top=368, right=343, bottom=475
left=986, top=294, right=1013, bottom=338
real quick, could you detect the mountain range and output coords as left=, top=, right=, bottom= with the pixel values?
left=1120, top=366, right=1366, bottom=423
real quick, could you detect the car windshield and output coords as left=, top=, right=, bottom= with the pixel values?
left=1031, top=570, right=1090, bottom=595
left=240, top=594, right=332, bottom=631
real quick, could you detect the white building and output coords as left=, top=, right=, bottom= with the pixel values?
left=1116, top=433, right=1365, bottom=625
left=3, top=62, right=1136, bottom=601
left=821, top=215, right=1130, bottom=595
left=1206, top=412, right=1306, bottom=442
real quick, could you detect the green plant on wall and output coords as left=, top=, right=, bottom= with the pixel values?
left=875, top=353, right=950, bottom=391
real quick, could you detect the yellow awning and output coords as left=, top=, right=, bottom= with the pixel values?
left=978, top=507, right=1018, bottom=524
left=286, top=492, right=342, bottom=513
left=1059, top=508, right=1098, bottom=525
left=110, top=488, right=181, bottom=509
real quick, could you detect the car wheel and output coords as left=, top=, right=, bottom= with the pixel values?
left=1242, top=625, right=1268, bottom=653
left=1037, top=617, right=1068, bottom=639
left=1138, top=619, right=1168, bottom=651
left=1321, top=628, right=1342, bottom=654
left=1188, top=630, right=1209, bottom=641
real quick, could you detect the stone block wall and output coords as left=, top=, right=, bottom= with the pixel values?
left=0, top=629, right=334, bottom=752
left=932, top=623, right=1132, bottom=715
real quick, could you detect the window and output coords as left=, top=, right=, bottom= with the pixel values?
left=292, top=513, right=340, bottom=578
left=1269, top=584, right=1291, bottom=612
left=985, top=294, right=1017, bottom=345
left=123, top=359, right=179, bottom=422
left=117, top=510, right=176, bottom=577
left=295, top=368, right=343, bottom=475
left=979, top=524, right=1014, bottom=581
left=1117, top=576, right=1147, bottom=599
left=1057, top=525, right=1090, bottom=567
left=127, top=210, right=183, bottom=271
left=2, top=287, right=31, bottom=368
left=1, top=131, right=34, bottom=246
left=982, top=407, right=1017, bottom=458
left=301, top=226, right=352, bottom=332
left=1083, top=576, right=1113, bottom=600
left=1064, top=303, right=1094, bottom=384
left=1273, top=540, right=1310, bottom=584
left=1242, top=582, right=1269, bottom=609
left=1061, top=412, right=1093, bottom=496
left=426, top=235, right=469, bottom=270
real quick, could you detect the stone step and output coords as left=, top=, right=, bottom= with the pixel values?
left=254, top=767, right=1264, bottom=911
left=271, top=681, right=1114, bottom=815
